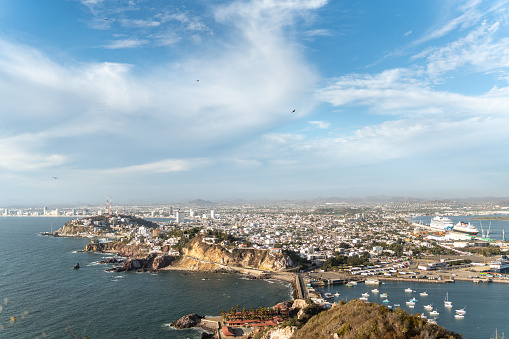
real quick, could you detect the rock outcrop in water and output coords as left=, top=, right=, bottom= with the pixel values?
left=171, top=313, right=203, bottom=329
left=105, top=253, right=176, bottom=272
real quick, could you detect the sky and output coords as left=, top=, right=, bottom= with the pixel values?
left=2, top=0, right=509, bottom=205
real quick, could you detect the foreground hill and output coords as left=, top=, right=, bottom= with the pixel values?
left=252, top=299, right=462, bottom=339
left=289, top=299, right=462, bottom=339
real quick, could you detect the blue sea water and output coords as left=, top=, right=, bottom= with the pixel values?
left=0, top=217, right=292, bottom=338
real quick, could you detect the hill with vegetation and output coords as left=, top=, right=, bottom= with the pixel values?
left=253, top=299, right=461, bottom=339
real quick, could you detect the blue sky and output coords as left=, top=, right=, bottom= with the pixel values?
left=2, top=0, right=509, bottom=205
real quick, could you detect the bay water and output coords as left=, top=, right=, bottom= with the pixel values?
left=317, top=280, right=509, bottom=338
left=0, top=217, right=292, bottom=338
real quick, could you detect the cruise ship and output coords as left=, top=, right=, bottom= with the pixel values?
left=453, top=221, right=479, bottom=235
left=429, top=216, right=454, bottom=231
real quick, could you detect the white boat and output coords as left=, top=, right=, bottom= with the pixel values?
left=408, top=305, right=415, bottom=308
left=362, top=292, right=370, bottom=297
left=382, top=299, right=390, bottom=303
left=348, top=281, right=358, bottom=285
left=444, top=292, right=452, bottom=307
left=428, top=318, right=437, bottom=324
left=360, top=297, right=368, bottom=301
left=419, top=291, right=428, bottom=296
left=371, top=288, right=379, bottom=293
left=406, top=300, right=415, bottom=305
left=324, top=293, right=334, bottom=299
left=404, top=288, right=413, bottom=292
left=430, top=310, right=439, bottom=316
left=429, top=216, right=454, bottom=231
left=410, top=298, right=418, bottom=302
left=454, top=314, right=464, bottom=319
left=455, top=307, right=466, bottom=315
left=393, top=304, right=400, bottom=307
left=424, top=304, right=433, bottom=310
left=419, top=314, right=427, bottom=319
left=380, top=293, right=388, bottom=298
left=453, top=221, right=479, bottom=235
left=334, top=292, right=340, bottom=297
left=365, top=279, right=380, bottom=285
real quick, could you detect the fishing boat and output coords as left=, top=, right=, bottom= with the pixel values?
left=444, top=292, right=452, bottom=307
left=455, top=307, right=466, bottom=315
left=419, top=291, right=428, bottom=296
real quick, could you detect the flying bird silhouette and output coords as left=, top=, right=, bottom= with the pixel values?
left=292, top=109, right=295, bottom=113
left=52, top=177, right=58, bottom=179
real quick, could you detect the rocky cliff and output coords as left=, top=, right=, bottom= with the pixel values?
left=170, top=236, right=295, bottom=272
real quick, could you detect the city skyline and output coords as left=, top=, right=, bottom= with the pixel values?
left=2, top=1, right=509, bottom=205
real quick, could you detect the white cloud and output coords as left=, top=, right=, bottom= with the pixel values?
left=308, top=121, right=330, bottom=129
left=98, top=158, right=209, bottom=175
left=104, top=39, right=149, bottom=49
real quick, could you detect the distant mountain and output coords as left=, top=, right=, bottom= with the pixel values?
left=187, top=199, right=214, bottom=206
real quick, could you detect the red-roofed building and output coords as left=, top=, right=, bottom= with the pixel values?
left=222, top=326, right=235, bottom=337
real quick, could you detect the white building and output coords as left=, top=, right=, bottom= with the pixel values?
left=176, top=211, right=185, bottom=223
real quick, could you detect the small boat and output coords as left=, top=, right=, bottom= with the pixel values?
left=424, top=304, right=433, bottom=310
left=405, top=288, right=413, bottom=292
left=393, top=304, right=400, bottom=307
left=324, top=293, right=334, bottom=299
left=419, top=314, right=427, bottom=319
left=382, top=299, right=390, bottom=303
left=360, top=297, right=368, bottom=301
left=334, top=292, right=340, bottom=297
left=428, top=318, right=437, bottom=324
left=456, top=307, right=466, bottom=315
left=454, top=314, right=464, bottom=319
left=444, top=292, right=453, bottom=308
left=371, top=288, right=379, bottom=293
left=362, top=292, right=370, bottom=297
left=430, top=310, right=439, bottom=316
left=406, top=300, right=415, bottom=305
left=408, top=305, right=415, bottom=308
left=365, top=279, right=380, bottom=285
left=346, top=283, right=354, bottom=287
left=349, top=281, right=358, bottom=285
left=410, top=298, right=418, bottom=302
left=419, top=291, right=428, bottom=296
left=380, top=293, right=388, bottom=298
left=387, top=305, right=393, bottom=309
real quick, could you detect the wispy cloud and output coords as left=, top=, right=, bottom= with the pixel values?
left=103, top=38, right=149, bottom=49
left=308, top=121, right=330, bottom=129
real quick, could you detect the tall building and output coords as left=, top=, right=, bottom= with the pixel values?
left=189, top=209, right=194, bottom=217
left=211, top=210, right=215, bottom=219
left=176, top=211, right=184, bottom=223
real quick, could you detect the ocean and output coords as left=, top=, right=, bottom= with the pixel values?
left=0, top=217, right=292, bottom=338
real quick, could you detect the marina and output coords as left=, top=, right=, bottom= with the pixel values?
left=317, top=280, right=509, bottom=337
